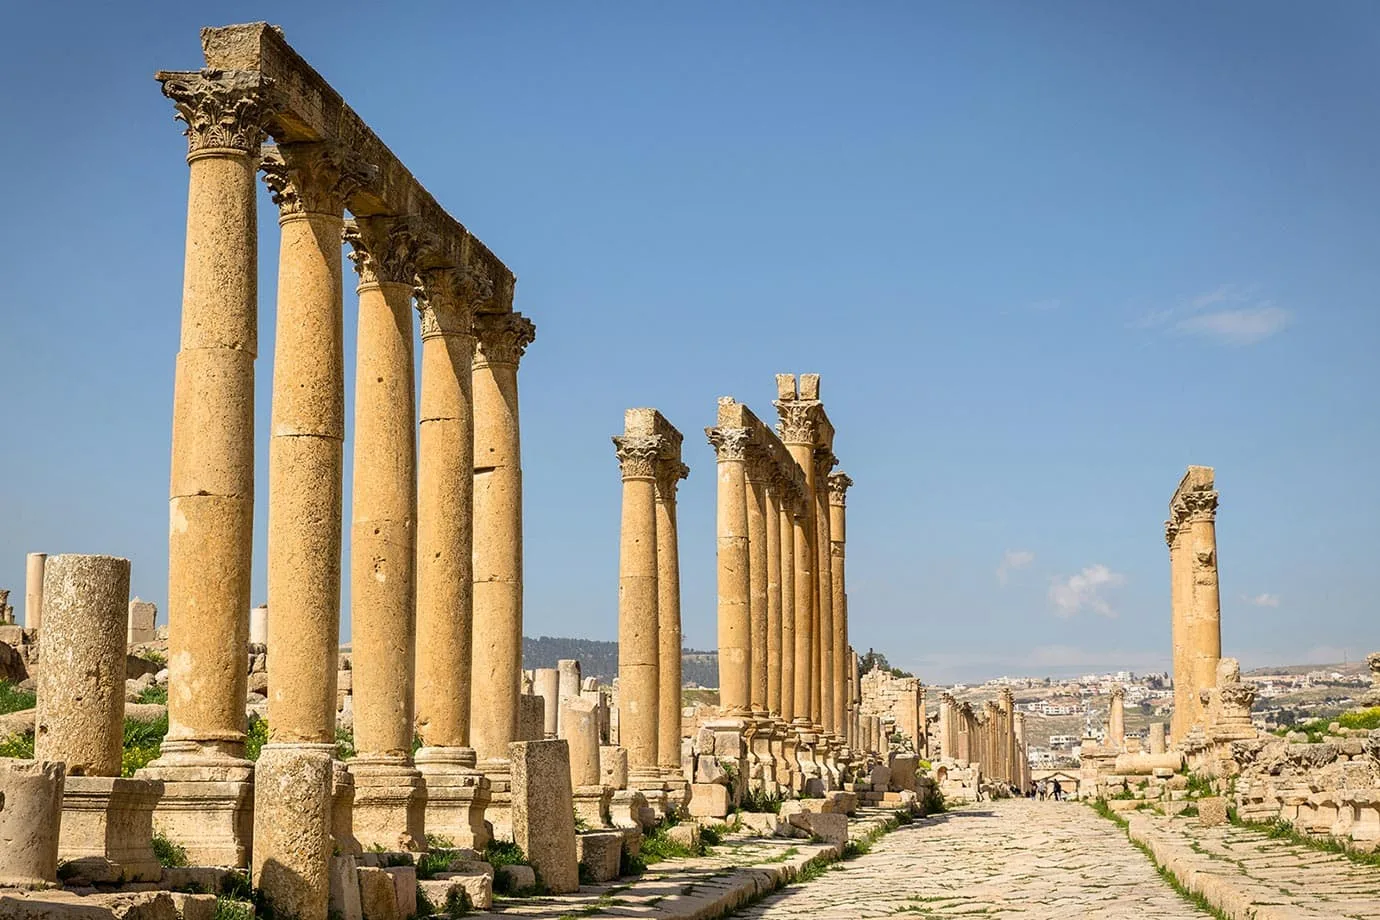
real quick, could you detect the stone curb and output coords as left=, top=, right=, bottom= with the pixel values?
left=472, top=810, right=901, bottom=919
left=1126, top=816, right=1334, bottom=920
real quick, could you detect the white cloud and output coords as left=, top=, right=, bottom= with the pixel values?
left=1135, top=284, right=1292, bottom=346
left=1048, top=564, right=1125, bottom=618
left=996, top=550, right=1035, bottom=585
left=1176, top=306, right=1291, bottom=345
left=1245, top=592, right=1281, bottom=608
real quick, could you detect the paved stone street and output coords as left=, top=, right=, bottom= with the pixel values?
left=737, top=800, right=1209, bottom=919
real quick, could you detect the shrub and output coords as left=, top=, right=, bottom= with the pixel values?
left=0, top=680, right=36, bottom=715
left=334, top=726, right=355, bottom=760
left=0, top=732, right=35, bottom=759
left=135, top=684, right=169, bottom=705
left=738, top=788, right=782, bottom=814
left=444, top=886, right=471, bottom=917
left=121, top=711, right=169, bottom=778
left=245, top=715, right=269, bottom=761
left=152, top=830, right=189, bottom=868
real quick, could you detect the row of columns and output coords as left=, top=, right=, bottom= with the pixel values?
left=147, top=71, right=534, bottom=885
left=612, top=409, right=688, bottom=811
left=1166, top=466, right=1220, bottom=744
left=936, top=691, right=1027, bottom=793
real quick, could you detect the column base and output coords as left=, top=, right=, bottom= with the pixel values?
left=331, top=760, right=363, bottom=856
left=660, top=768, right=690, bottom=815
left=416, top=747, right=491, bottom=851
left=479, top=757, right=514, bottom=842
left=609, top=788, right=650, bottom=830
left=253, top=744, right=334, bottom=920
left=59, top=775, right=163, bottom=883
left=573, top=784, right=614, bottom=828
left=629, top=768, right=668, bottom=825
left=351, top=754, right=427, bottom=852
left=138, top=742, right=253, bottom=868
left=793, top=722, right=824, bottom=798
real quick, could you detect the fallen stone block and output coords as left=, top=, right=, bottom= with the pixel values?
left=804, top=812, right=849, bottom=847
left=167, top=892, right=216, bottom=920
left=358, top=866, right=400, bottom=920
left=433, top=862, right=494, bottom=910
left=510, top=739, right=579, bottom=894
left=495, top=863, right=536, bottom=894
left=1198, top=796, right=1228, bottom=827
left=576, top=830, right=624, bottom=882
left=328, top=855, right=363, bottom=920
left=382, top=865, right=416, bottom=919
left=666, top=823, right=701, bottom=849
left=688, top=782, right=731, bottom=818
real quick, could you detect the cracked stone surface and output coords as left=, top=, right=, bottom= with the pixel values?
left=737, top=800, right=1209, bottom=918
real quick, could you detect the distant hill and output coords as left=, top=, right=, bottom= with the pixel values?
left=522, top=635, right=718, bottom=687
left=1245, top=662, right=1367, bottom=677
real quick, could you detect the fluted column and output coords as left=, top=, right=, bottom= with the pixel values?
left=827, top=472, right=852, bottom=743
left=615, top=432, right=662, bottom=784
left=343, top=220, right=425, bottom=850
left=470, top=313, right=536, bottom=771
left=744, top=448, right=770, bottom=714
left=655, top=456, right=689, bottom=777
left=411, top=266, right=491, bottom=848
left=706, top=427, right=752, bottom=714
left=143, top=68, right=268, bottom=869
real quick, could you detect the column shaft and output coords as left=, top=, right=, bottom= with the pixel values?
left=708, top=428, right=752, bottom=714
left=777, top=501, right=795, bottom=722
left=615, top=439, right=660, bottom=774
left=655, top=470, right=685, bottom=772
left=814, top=458, right=834, bottom=733
left=745, top=467, right=769, bottom=712
left=1188, top=507, right=1222, bottom=724
left=764, top=485, right=783, bottom=715
left=1168, top=520, right=1190, bottom=741
left=827, top=472, right=851, bottom=742
left=791, top=507, right=813, bottom=724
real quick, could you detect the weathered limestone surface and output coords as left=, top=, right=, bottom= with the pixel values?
left=510, top=740, right=579, bottom=895
left=1166, top=466, right=1220, bottom=743
left=0, top=759, right=64, bottom=886
left=252, top=744, right=333, bottom=920
left=24, top=553, right=46, bottom=632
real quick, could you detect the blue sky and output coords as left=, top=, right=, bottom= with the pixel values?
left=1, top=2, right=1377, bottom=683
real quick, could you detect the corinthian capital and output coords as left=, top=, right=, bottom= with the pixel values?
left=1182, top=489, right=1219, bottom=523
left=415, top=267, right=477, bottom=340
left=157, top=69, right=273, bottom=156
left=828, top=471, right=853, bottom=505
left=654, top=460, right=689, bottom=504
left=1110, top=685, right=1126, bottom=702
left=260, top=143, right=375, bottom=216
left=344, top=217, right=428, bottom=287
left=814, top=450, right=837, bottom=482
left=613, top=435, right=663, bottom=480
left=1164, top=519, right=1180, bottom=548
left=474, top=313, right=536, bottom=368
left=775, top=401, right=818, bottom=446
left=705, top=427, right=752, bottom=463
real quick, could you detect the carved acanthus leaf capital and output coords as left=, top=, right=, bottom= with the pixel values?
left=415, top=267, right=477, bottom=340
left=613, top=435, right=663, bottom=480
left=654, top=460, right=690, bottom=503
left=814, top=450, right=838, bottom=482
left=940, top=692, right=957, bottom=706
left=474, top=313, right=536, bottom=367
left=828, top=471, right=854, bottom=505
left=1110, top=686, right=1126, bottom=701
left=1182, top=489, right=1219, bottom=523
left=344, top=217, right=428, bottom=286
left=1164, top=519, right=1180, bottom=548
left=1219, top=683, right=1257, bottom=711
left=705, top=427, right=752, bottom=463
left=260, top=143, right=375, bottom=216
left=157, top=69, right=273, bottom=155
left=774, top=401, right=818, bottom=445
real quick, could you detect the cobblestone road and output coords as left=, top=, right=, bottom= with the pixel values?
left=736, top=800, right=1209, bottom=919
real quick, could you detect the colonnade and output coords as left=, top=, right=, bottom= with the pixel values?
left=937, top=690, right=1027, bottom=794
left=146, top=25, right=533, bottom=905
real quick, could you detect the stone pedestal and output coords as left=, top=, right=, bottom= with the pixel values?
left=140, top=744, right=254, bottom=867
left=351, top=756, right=426, bottom=852
left=0, top=759, right=64, bottom=887
left=609, top=789, right=649, bottom=829
left=253, top=744, right=333, bottom=920
left=59, top=775, right=163, bottom=882
left=416, top=748, right=491, bottom=850
left=331, top=760, right=362, bottom=857
left=573, top=785, right=614, bottom=828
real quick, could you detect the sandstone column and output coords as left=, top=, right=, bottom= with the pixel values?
left=142, top=70, right=269, bottom=868
left=343, top=219, right=424, bottom=851
left=814, top=450, right=837, bottom=735
left=38, top=555, right=161, bottom=881
left=614, top=423, right=662, bottom=791
left=706, top=425, right=752, bottom=715
left=470, top=313, right=536, bottom=776
left=1001, top=689, right=1017, bottom=786
left=1108, top=686, right=1126, bottom=751
left=24, top=553, right=46, bottom=632
left=412, top=266, right=491, bottom=848
left=1185, top=476, right=1222, bottom=731
left=776, top=478, right=797, bottom=723
left=776, top=387, right=818, bottom=727
left=655, top=452, right=689, bottom=782
left=744, top=449, right=770, bottom=716
left=828, top=471, right=852, bottom=742
left=791, top=503, right=813, bottom=728
left=256, top=142, right=359, bottom=911
left=533, top=668, right=561, bottom=739
left=764, top=474, right=784, bottom=715
left=1149, top=722, right=1166, bottom=754
left=939, top=693, right=956, bottom=758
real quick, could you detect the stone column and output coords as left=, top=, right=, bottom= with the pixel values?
left=790, top=503, right=814, bottom=727
left=412, top=266, right=490, bottom=848
left=614, top=428, right=662, bottom=788
left=256, top=142, right=360, bottom=911
left=764, top=475, right=784, bottom=716
left=828, top=472, right=852, bottom=743
left=557, top=659, right=582, bottom=736
left=1149, top=722, right=1166, bottom=754
left=744, top=448, right=770, bottom=715
left=1167, top=512, right=1189, bottom=741
left=776, top=478, right=797, bottom=723
left=706, top=426, right=752, bottom=714
left=343, top=219, right=424, bottom=851
left=142, top=70, right=268, bottom=868
left=1108, top=686, right=1126, bottom=751
left=38, top=555, right=161, bottom=881
left=814, top=451, right=837, bottom=735
left=1001, top=689, right=1017, bottom=786
left=655, top=455, right=689, bottom=782
left=471, top=311, right=535, bottom=837
left=1185, top=481, right=1222, bottom=731
left=24, top=552, right=46, bottom=632
left=1014, top=713, right=1028, bottom=793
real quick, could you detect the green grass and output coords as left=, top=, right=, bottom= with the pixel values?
left=211, top=897, right=255, bottom=920
left=698, top=823, right=728, bottom=846
left=1271, top=706, right=1380, bottom=740
left=121, top=711, right=169, bottom=777
left=640, top=818, right=707, bottom=864
left=151, top=830, right=188, bottom=868
left=1089, top=799, right=1227, bottom=919
left=1240, top=816, right=1380, bottom=869
left=134, top=684, right=169, bottom=705
left=0, top=732, right=34, bottom=759
left=0, top=680, right=35, bottom=715
left=417, top=834, right=456, bottom=880
left=738, top=788, right=783, bottom=814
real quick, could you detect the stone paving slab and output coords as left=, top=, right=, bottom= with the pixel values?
left=470, top=810, right=897, bottom=919
left=1128, top=813, right=1380, bottom=920
left=738, top=800, right=1209, bottom=918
